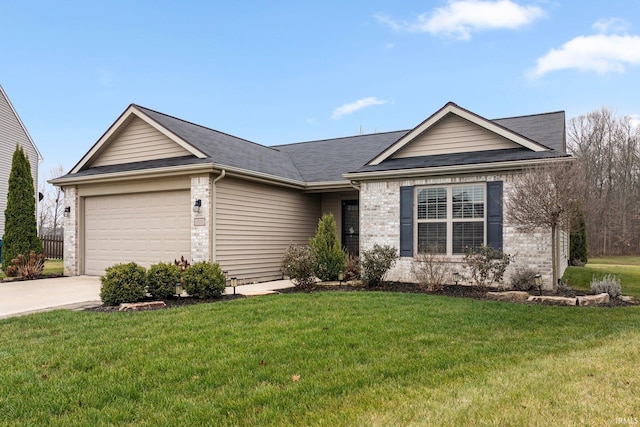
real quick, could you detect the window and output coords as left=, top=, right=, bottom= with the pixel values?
left=416, top=184, right=485, bottom=255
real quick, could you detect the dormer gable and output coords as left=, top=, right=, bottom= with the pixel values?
left=368, top=102, right=550, bottom=166
left=70, top=105, right=206, bottom=174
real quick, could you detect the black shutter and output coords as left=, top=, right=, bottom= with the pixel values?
left=486, top=181, right=503, bottom=251
left=399, top=186, right=414, bottom=257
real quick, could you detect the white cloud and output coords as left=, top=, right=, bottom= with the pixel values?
left=529, top=34, right=640, bottom=78
left=375, top=0, right=545, bottom=41
left=592, top=17, right=629, bottom=34
left=629, top=114, right=640, bottom=129
left=331, top=97, right=388, bottom=119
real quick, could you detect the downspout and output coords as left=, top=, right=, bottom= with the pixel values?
left=211, top=170, right=226, bottom=263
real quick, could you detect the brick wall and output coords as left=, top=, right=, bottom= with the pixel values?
left=190, top=175, right=212, bottom=262
left=62, top=186, right=78, bottom=276
left=360, top=172, right=568, bottom=290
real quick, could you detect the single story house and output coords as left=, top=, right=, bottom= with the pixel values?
left=0, top=85, right=42, bottom=235
left=51, top=102, right=571, bottom=287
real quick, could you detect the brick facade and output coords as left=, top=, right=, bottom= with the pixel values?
left=360, top=172, right=568, bottom=290
left=190, top=174, right=212, bottom=263
left=62, top=186, right=79, bottom=276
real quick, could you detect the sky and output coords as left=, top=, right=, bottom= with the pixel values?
left=1, top=0, right=639, bottom=181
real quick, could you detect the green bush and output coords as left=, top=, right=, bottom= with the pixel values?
left=2, top=146, right=43, bottom=271
left=361, top=244, right=398, bottom=286
left=463, top=245, right=510, bottom=289
left=182, top=261, right=226, bottom=298
left=146, top=262, right=182, bottom=299
left=100, top=262, right=147, bottom=306
left=281, top=245, right=316, bottom=288
left=309, top=214, right=346, bottom=281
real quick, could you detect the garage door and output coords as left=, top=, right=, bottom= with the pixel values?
left=84, top=190, right=191, bottom=275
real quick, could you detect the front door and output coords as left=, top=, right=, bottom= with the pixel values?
left=342, top=200, right=359, bottom=255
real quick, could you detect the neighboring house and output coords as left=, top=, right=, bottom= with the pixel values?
left=51, top=102, right=571, bottom=288
left=0, top=85, right=42, bottom=236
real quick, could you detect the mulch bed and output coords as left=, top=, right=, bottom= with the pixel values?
left=85, top=282, right=636, bottom=313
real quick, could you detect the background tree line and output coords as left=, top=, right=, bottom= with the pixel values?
left=568, top=107, right=640, bottom=256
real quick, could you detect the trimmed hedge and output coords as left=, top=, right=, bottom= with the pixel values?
left=146, top=262, right=182, bottom=300
left=182, top=261, right=226, bottom=298
left=100, top=262, right=147, bottom=306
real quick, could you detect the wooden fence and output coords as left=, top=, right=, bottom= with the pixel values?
left=41, top=234, right=63, bottom=259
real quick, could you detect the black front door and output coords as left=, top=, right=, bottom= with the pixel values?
left=342, top=200, right=359, bottom=255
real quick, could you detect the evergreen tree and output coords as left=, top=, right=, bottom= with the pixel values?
left=570, top=211, right=588, bottom=265
left=2, top=146, right=43, bottom=271
left=309, top=213, right=346, bottom=281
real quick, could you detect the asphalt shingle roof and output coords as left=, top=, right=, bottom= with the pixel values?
left=66, top=105, right=567, bottom=184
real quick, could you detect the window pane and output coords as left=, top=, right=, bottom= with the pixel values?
left=417, top=188, right=447, bottom=220
left=452, top=185, right=484, bottom=219
left=418, top=223, right=446, bottom=254
left=453, top=222, right=484, bottom=254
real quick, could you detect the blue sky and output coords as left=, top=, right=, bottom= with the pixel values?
left=2, top=0, right=639, bottom=179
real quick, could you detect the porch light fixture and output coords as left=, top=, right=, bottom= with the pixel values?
left=534, top=274, right=542, bottom=295
left=193, top=199, right=202, bottom=213
left=452, top=271, right=460, bottom=286
left=63, top=206, right=71, bottom=218
left=230, top=277, right=238, bottom=295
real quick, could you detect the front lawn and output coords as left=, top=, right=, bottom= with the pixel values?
left=1, top=292, right=639, bottom=425
left=563, top=256, right=640, bottom=299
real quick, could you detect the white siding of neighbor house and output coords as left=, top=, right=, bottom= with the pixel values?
left=392, top=114, right=520, bottom=159
left=0, top=87, right=40, bottom=236
left=215, top=177, right=321, bottom=283
left=90, top=116, right=192, bottom=167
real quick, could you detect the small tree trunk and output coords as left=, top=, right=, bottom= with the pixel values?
left=551, top=225, right=558, bottom=293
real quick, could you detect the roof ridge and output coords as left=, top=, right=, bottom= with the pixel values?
left=132, top=104, right=283, bottom=153
left=274, top=129, right=410, bottom=148
left=492, top=110, right=565, bottom=121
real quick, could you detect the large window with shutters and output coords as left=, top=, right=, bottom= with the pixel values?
left=416, top=184, right=485, bottom=255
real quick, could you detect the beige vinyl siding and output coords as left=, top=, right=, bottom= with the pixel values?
left=320, top=191, right=358, bottom=245
left=392, top=114, right=520, bottom=159
left=216, top=178, right=321, bottom=283
left=0, top=89, right=39, bottom=235
left=91, top=117, right=192, bottom=167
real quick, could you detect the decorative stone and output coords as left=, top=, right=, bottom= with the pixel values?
left=527, top=295, right=577, bottom=306
left=487, top=291, right=530, bottom=302
left=119, top=301, right=167, bottom=311
left=619, top=295, right=634, bottom=302
left=577, top=293, right=610, bottom=307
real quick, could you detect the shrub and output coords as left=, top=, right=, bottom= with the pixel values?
left=100, top=262, right=147, bottom=306
left=309, top=214, right=346, bottom=281
left=569, top=211, right=588, bottom=266
left=590, top=274, right=622, bottom=298
left=2, top=146, right=43, bottom=271
left=510, top=267, right=538, bottom=291
left=281, top=245, right=316, bottom=288
left=182, top=261, right=226, bottom=298
left=412, top=251, right=450, bottom=291
left=463, top=245, right=510, bottom=289
left=6, top=251, right=45, bottom=279
left=146, top=262, right=182, bottom=299
left=361, top=244, right=398, bottom=287
left=344, top=253, right=360, bottom=281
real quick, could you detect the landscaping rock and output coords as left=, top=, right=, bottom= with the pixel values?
left=619, top=295, right=634, bottom=302
left=487, top=291, right=530, bottom=302
left=577, top=293, right=610, bottom=307
left=527, top=295, right=577, bottom=306
left=119, top=301, right=167, bottom=311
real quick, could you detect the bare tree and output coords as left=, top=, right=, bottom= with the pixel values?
left=568, top=108, right=640, bottom=256
left=506, top=160, right=583, bottom=292
left=38, top=164, right=65, bottom=236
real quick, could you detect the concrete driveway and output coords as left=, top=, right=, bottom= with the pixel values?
left=0, top=276, right=295, bottom=320
left=0, top=276, right=102, bottom=319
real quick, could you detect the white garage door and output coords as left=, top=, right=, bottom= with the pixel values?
left=84, top=190, right=191, bottom=275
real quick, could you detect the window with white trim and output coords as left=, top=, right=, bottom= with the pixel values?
left=416, top=184, right=485, bottom=255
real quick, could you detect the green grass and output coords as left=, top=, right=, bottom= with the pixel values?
left=0, top=259, right=63, bottom=280
left=563, top=256, right=640, bottom=299
left=1, top=292, right=639, bottom=426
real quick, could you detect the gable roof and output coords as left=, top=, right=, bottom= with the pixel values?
left=54, top=102, right=568, bottom=188
left=0, top=85, right=42, bottom=162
